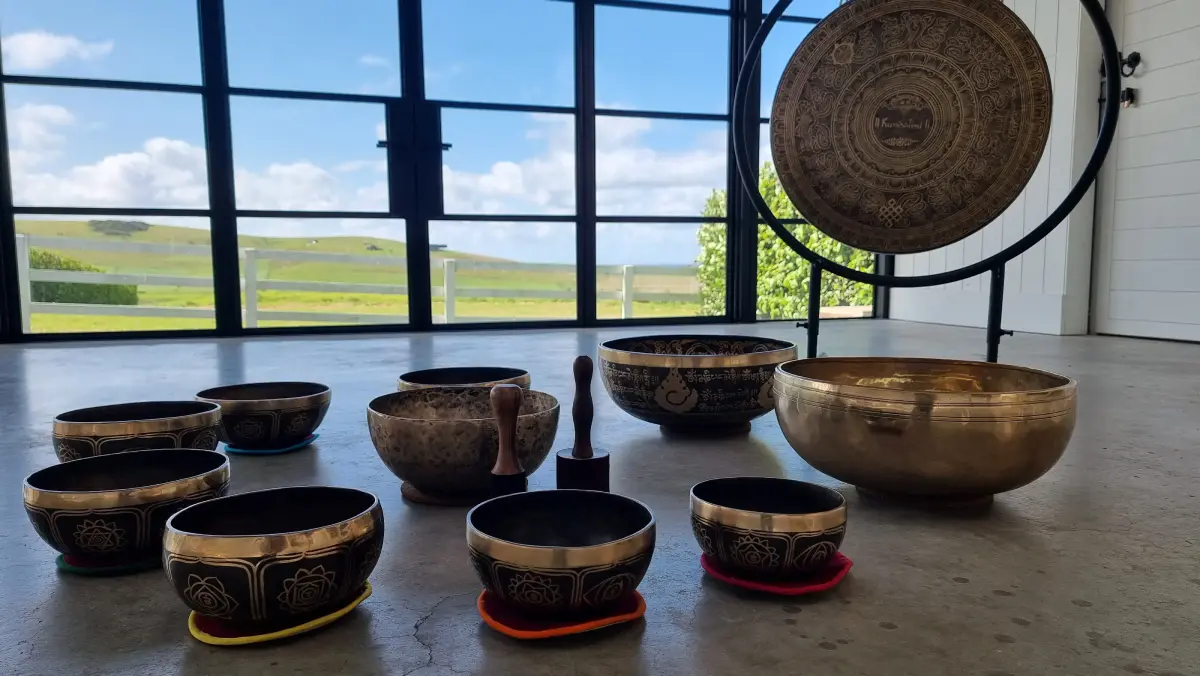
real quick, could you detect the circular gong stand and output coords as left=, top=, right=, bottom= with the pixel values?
left=734, top=0, right=1121, bottom=362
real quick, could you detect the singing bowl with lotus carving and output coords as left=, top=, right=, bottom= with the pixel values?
left=367, top=387, right=559, bottom=501
left=52, top=401, right=222, bottom=463
left=195, top=381, right=331, bottom=451
left=467, top=489, right=655, bottom=618
left=23, top=448, right=229, bottom=567
left=690, top=477, right=847, bottom=580
left=163, top=486, right=383, bottom=629
left=598, top=335, right=797, bottom=432
left=773, top=357, right=1076, bottom=502
left=396, top=366, right=531, bottom=392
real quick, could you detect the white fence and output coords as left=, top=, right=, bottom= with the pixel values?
left=14, top=234, right=701, bottom=330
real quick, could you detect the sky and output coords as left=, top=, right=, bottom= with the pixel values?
left=0, top=0, right=840, bottom=265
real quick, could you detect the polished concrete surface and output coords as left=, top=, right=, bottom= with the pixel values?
left=1, top=320, right=1196, bottom=676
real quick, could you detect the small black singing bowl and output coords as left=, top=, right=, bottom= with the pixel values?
left=195, top=381, right=331, bottom=451
left=467, top=490, right=655, bottom=619
left=690, top=477, right=846, bottom=580
left=397, top=366, right=531, bottom=392
left=23, top=448, right=230, bottom=567
left=164, top=486, right=384, bottom=630
left=52, top=401, right=222, bottom=463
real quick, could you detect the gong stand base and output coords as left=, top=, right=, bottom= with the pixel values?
left=798, top=262, right=1012, bottom=364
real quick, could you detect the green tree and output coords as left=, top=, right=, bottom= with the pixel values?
left=30, top=248, right=139, bottom=306
left=697, top=163, right=874, bottom=319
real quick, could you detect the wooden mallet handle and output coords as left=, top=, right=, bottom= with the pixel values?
left=572, top=355, right=594, bottom=459
left=490, top=384, right=524, bottom=477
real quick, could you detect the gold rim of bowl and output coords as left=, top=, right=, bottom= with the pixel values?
left=367, top=387, right=559, bottom=423
left=53, top=401, right=222, bottom=437
left=466, top=490, right=656, bottom=568
left=163, top=486, right=381, bottom=559
left=396, top=367, right=531, bottom=391
left=23, top=448, right=230, bottom=510
left=774, top=357, right=1077, bottom=405
left=689, top=478, right=847, bottom=532
left=195, top=382, right=331, bottom=413
left=598, top=335, right=798, bottom=369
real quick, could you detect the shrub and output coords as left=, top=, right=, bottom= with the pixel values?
left=696, top=163, right=874, bottom=319
left=29, top=248, right=139, bottom=306
left=88, top=219, right=151, bottom=237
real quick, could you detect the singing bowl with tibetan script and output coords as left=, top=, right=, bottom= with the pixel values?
left=396, top=366, right=531, bottom=392
left=598, top=335, right=797, bottom=432
left=23, top=448, right=229, bottom=567
left=163, top=486, right=383, bottom=629
left=195, top=381, right=331, bottom=451
left=773, top=357, right=1076, bottom=502
left=52, top=401, right=222, bottom=463
left=367, top=387, right=559, bottom=501
left=467, top=489, right=655, bottom=618
left=690, top=477, right=847, bottom=580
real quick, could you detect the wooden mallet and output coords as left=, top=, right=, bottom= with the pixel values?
left=489, top=384, right=528, bottom=498
left=555, top=355, right=611, bottom=492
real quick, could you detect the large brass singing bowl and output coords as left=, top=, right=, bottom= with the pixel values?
left=773, top=357, right=1076, bottom=501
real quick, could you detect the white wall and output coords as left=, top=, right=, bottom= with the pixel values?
left=1091, top=0, right=1200, bottom=341
left=890, top=0, right=1105, bottom=335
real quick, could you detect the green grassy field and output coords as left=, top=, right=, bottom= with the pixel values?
left=19, top=219, right=703, bottom=333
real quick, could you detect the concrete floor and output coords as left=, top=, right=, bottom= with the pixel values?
left=1, top=320, right=1197, bottom=676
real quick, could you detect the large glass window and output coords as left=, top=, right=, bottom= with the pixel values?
left=429, top=221, right=577, bottom=324
left=0, top=0, right=201, bottom=84
left=0, top=0, right=867, bottom=339
left=4, top=86, right=207, bottom=209
left=423, top=0, right=573, bottom=106
left=595, top=6, right=729, bottom=114
left=12, top=214, right=214, bottom=333
left=441, top=109, right=575, bottom=216
left=230, top=97, right=388, bottom=212
left=224, top=0, right=401, bottom=96
left=237, top=217, right=407, bottom=328
left=597, top=222, right=712, bottom=320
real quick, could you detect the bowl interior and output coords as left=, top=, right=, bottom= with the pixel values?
left=169, top=486, right=374, bottom=537
left=779, top=358, right=1070, bottom=393
left=56, top=401, right=218, bottom=424
left=470, top=491, right=652, bottom=548
left=369, top=387, right=555, bottom=421
left=602, top=334, right=794, bottom=357
left=196, top=381, right=328, bottom=401
left=26, top=448, right=225, bottom=493
left=399, top=366, right=526, bottom=386
left=692, top=477, right=843, bottom=515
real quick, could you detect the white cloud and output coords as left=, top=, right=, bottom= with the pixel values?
left=7, top=104, right=76, bottom=174
left=1, top=31, right=113, bottom=71
left=359, top=54, right=390, bottom=68
left=442, top=114, right=726, bottom=217
left=14, top=137, right=208, bottom=208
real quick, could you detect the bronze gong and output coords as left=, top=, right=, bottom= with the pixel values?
left=770, top=0, right=1052, bottom=254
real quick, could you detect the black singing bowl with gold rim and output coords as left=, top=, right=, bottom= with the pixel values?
left=598, top=334, right=797, bottom=433
left=195, top=382, right=331, bottom=451
left=367, top=387, right=559, bottom=502
left=396, top=366, right=531, bottom=392
left=467, top=490, right=655, bottom=618
left=52, top=401, right=222, bottom=463
left=690, top=477, right=846, bottom=580
left=773, top=357, right=1077, bottom=504
left=23, top=448, right=229, bottom=567
left=163, top=486, right=384, bottom=630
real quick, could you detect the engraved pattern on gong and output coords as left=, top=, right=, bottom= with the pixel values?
left=770, top=0, right=1051, bottom=254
